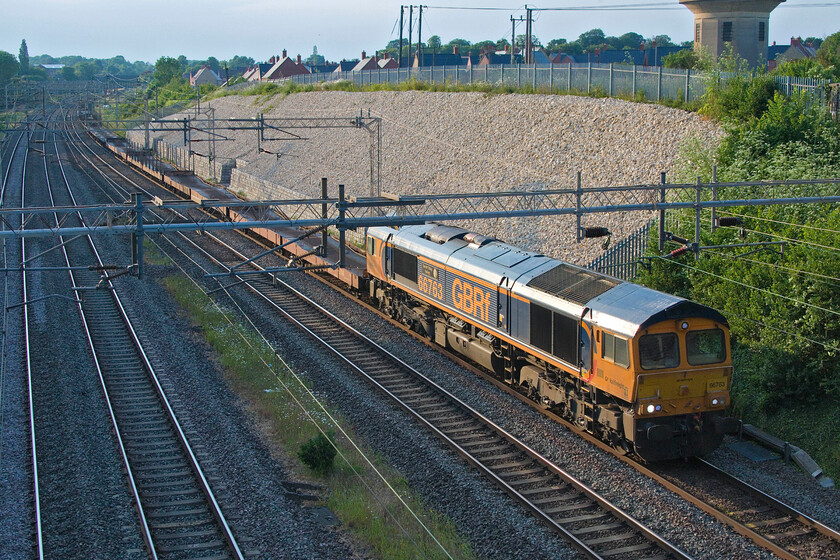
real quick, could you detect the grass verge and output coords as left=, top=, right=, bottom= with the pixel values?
left=161, top=274, right=476, bottom=560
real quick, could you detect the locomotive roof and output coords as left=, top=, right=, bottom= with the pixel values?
left=368, top=225, right=727, bottom=336
left=587, top=283, right=728, bottom=337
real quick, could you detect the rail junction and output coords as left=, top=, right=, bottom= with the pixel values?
left=2, top=92, right=839, bottom=559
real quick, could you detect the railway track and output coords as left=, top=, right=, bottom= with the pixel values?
left=167, top=228, right=691, bottom=560
left=65, top=116, right=840, bottom=559
left=18, top=108, right=245, bottom=559
left=354, top=272, right=840, bottom=560
left=10, top=123, right=44, bottom=558
left=650, top=459, right=840, bottom=560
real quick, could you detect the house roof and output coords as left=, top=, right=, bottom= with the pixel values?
left=479, top=52, right=523, bottom=65
left=334, top=60, right=357, bottom=72
left=263, top=57, right=309, bottom=79
left=768, top=45, right=788, bottom=61
left=564, top=46, right=689, bottom=66
left=311, top=63, right=339, bottom=73
left=413, top=52, right=464, bottom=67
left=351, top=57, right=379, bottom=72
left=192, top=66, right=221, bottom=83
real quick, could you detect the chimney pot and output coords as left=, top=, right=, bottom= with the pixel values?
left=453, top=45, right=459, bottom=55
left=362, top=50, right=366, bottom=59
left=297, top=54, right=302, bottom=64
left=282, top=49, right=287, bottom=58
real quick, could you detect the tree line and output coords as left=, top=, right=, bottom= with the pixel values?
left=380, top=28, right=691, bottom=59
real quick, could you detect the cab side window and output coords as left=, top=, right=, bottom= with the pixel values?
left=602, top=332, right=630, bottom=368
left=367, top=237, right=376, bottom=255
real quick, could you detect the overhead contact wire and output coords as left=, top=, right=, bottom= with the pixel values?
left=150, top=233, right=448, bottom=560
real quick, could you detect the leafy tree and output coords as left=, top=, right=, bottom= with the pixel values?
left=446, top=38, right=471, bottom=48
left=75, top=61, right=99, bottom=80
left=60, top=65, right=76, bottom=81
left=618, top=32, right=644, bottom=50
left=647, top=34, right=675, bottom=47
left=546, top=38, right=567, bottom=52
left=226, top=55, right=254, bottom=70
left=154, top=56, right=183, bottom=86
left=816, top=30, right=840, bottom=70
left=662, top=47, right=713, bottom=71
left=773, top=57, right=837, bottom=80
left=0, top=51, right=19, bottom=83
left=468, top=40, right=494, bottom=54
left=304, top=46, right=324, bottom=66
left=19, top=39, right=29, bottom=74
left=804, top=37, right=822, bottom=49
left=426, top=35, right=441, bottom=49
left=495, top=38, right=510, bottom=51
left=578, top=28, right=606, bottom=51
left=177, top=55, right=188, bottom=70
left=206, top=56, right=220, bottom=72
left=515, top=34, right=541, bottom=48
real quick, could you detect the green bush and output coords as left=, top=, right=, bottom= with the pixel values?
left=699, top=74, right=777, bottom=123
left=298, top=431, right=337, bottom=475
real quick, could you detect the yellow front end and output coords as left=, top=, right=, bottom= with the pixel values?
left=632, top=317, right=732, bottom=418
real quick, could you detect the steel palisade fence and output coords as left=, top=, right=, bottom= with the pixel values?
left=280, top=63, right=828, bottom=108
left=586, top=220, right=652, bottom=281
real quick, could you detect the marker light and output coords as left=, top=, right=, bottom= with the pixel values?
left=655, top=405, right=661, bottom=411
left=646, top=404, right=656, bottom=413
left=681, top=321, right=689, bottom=330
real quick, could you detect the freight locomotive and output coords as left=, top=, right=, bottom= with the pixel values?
left=365, top=223, right=738, bottom=461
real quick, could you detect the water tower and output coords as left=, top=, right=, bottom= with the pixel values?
left=679, top=0, right=785, bottom=67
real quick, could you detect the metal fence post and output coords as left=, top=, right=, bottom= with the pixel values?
left=568, top=64, right=572, bottom=91
left=632, top=64, right=637, bottom=98
left=609, top=64, right=614, bottom=96
left=575, top=171, right=583, bottom=242
left=685, top=69, right=690, bottom=103
left=711, top=165, right=718, bottom=231
left=657, top=66, right=662, bottom=102
left=587, top=63, right=592, bottom=93
left=695, top=177, right=702, bottom=260
left=658, top=172, right=666, bottom=251
left=518, top=64, right=521, bottom=88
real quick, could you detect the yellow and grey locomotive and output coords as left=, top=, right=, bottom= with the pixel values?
left=366, top=224, right=737, bottom=461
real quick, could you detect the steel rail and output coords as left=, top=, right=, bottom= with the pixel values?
left=44, top=111, right=159, bottom=558
left=369, top=292, right=840, bottom=560
left=178, top=229, right=691, bottom=560
left=18, top=125, right=44, bottom=560
left=80, top=113, right=840, bottom=560
left=56, top=111, right=244, bottom=559
left=350, top=280, right=840, bottom=560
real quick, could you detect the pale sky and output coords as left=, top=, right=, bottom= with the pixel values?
left=1, top=0, right=837, bottom=64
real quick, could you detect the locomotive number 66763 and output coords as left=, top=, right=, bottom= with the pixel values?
left=365, top=224, right=738, bottom=462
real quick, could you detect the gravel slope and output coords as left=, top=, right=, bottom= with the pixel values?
left=142, top=90, right=721, bottom=264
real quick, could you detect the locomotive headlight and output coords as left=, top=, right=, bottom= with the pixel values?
left=712, top=398, right=719, bottom=406
left=646, top=404, right=656, bottom=414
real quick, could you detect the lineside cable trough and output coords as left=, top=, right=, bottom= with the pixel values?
left=731, top=422, right=835, bottom=488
